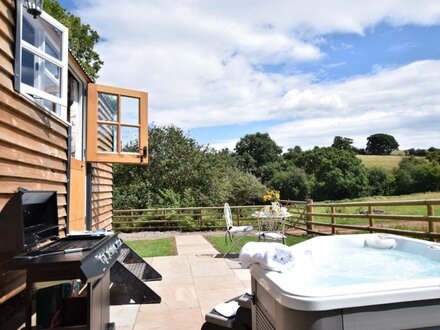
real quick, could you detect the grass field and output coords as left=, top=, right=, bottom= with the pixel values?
left=357, top=155, right=405, bottom=171
left=205, top=235, right=309, bottom=254
left=125, top=237, right=177, bottom=257
left=313, top=191, right=440, bottom=226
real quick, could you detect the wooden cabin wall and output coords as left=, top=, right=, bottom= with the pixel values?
left=91, top=163, right=113, bottom=230
left=0, top=0, right=69, bottom=303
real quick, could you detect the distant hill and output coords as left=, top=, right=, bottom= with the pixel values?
left=357, top=155, right=405, bottom=171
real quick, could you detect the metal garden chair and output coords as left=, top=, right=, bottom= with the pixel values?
left=223, top=203, right=253, bottom=257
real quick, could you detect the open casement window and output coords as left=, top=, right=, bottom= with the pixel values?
left=87, top=84, right=148, bottom=164
left=14, top=1, right=69, bottom=119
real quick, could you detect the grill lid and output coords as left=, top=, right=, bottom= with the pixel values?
left=0, top=189, right=58, bottom=255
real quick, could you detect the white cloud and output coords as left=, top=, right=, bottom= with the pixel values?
left=72, top=0, right=440, bottom=149
left=269, top=60, right=440, bottom=150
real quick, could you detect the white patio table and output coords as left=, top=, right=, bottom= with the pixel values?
left=252, top=206, right=292, bottom=244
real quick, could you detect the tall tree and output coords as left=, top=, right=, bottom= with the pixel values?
left=366, top=133, right=399, bottom=155
left=331, top=136, right=354, bottom=151
left=234, top=133, right=282, bottom=177
left=44, top=0, right=103, bottom=79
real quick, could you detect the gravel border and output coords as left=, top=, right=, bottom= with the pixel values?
left=118, top=230, right=226, bottom=241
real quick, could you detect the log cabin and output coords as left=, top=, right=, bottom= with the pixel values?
left=0, top=0, right=148, bottom=309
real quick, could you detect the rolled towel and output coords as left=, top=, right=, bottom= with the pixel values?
left=364, top=235, right=396, bottom=249
left=239, top=242, right=294, bottom=272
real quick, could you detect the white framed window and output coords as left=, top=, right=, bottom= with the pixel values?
left=14, top=0, right=69, bottom=120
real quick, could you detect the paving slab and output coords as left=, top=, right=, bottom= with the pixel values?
left=175, top=235, right=218, bottom=256
left=112, top=234, right=251, bottom=329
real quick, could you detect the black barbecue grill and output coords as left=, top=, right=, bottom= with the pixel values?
left=0, top=190, right=127, bottom=329
left=0, top=190, right=162, bottom=329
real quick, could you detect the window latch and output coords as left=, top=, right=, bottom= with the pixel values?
left=140, top=146, right=148, bottom=163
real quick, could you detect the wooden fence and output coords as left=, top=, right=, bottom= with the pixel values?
left=303, top=199, right=440, bottom=239
left=113, top=199, right=440, bottom=240
left=113, top=201, right=307, bottom=232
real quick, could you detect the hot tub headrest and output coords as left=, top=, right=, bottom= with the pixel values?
left=364, top=235, right=396, bottom=249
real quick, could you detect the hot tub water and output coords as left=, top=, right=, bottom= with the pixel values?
left=297, top=247, right=440, bottom=287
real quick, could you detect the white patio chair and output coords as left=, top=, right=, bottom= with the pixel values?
left=223, top=203, right=253, bottom=257
left=257, top=203, right=287, bottom=244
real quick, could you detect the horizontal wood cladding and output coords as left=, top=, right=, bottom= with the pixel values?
left=91, top=163, right=113, bottom=230
left=91, top=213, right=112, bottom=231
left=0, top=179, right=67, bottom=194
left=0, top=140, right=66, bottom=171
left=0, top=107, right=68, bottom=148
left=0, top=31, right=13, bottom=61
left=0, top=50, right=13, bottom=77
left=0, top=0, right=69, bottom=303
left=92, top=191, right=113, bottom=201
left=0, top=87, right=68, bottom=138
left=91, top=198, right=112, bottom=209
left=0, top=1, right=14, bottom=25
left=0, top=13, right=14, bottom=42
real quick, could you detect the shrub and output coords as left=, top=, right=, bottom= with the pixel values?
left=367, top=167, right=395, bottom=196
left=269, top=166, right=310, bottom=200
left=394, top=157, right=440, bottom=194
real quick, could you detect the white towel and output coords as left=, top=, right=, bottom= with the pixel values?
left=214, top=301, right=239, bottom=318
left=239, top=242, right=294, bottom=272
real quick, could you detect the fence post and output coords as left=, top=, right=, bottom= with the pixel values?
left=306, top=199, right=314, bottom=234
left=368, top=205, right=374, bottom=233
left=236, top=207, right=241, bottom=226
left=200, top=208, right=203, bottom=230
left=331, top=206, right=336, bottom=235
left=428, top=203, right=434, bottom=235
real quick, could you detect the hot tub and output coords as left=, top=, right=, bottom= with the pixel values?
left=251, top=234, right=440, bottom=330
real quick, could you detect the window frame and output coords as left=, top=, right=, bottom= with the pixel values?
left=86, top=83, right=149, bottom=165
left=14, top=0, right=69, bottom=120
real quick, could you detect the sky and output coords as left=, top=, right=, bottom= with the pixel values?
left=59, top=0, right=440, bottom=151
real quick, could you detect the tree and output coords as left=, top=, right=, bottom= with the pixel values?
left=113, top=125, right=268, bottom=209
left=283, top=146, right=303, bottom=161
left=331, top=136, right=354, bottom=151
left=366, top=134, right=399, bottom=155
left=234, top=133, right=282, bottom=178
left=394, top=157, right=440, bottom=194
left=291, top=147, right=369, bottom=200
left=44, top=0, right=103, bottom=79
left=367, top=167, right=395, bottom=196
left=269, top=166, right=310, bottom=200
left=227, top=169, right=267, bottom=205
left=427, top=150, right=440, bottom=163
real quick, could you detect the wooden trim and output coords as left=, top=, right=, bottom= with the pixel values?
left=86, top=83, right=149, bottom=164
left=68, top=52, right=93, bottom=83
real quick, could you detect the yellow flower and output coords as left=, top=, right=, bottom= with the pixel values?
left=262, top=190, right=280, bottom=202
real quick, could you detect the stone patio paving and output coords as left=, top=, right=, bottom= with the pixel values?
left=111, top=235, right=251, bottom=330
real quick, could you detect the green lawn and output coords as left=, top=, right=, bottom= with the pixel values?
left=124, top=237, right=177, bottom=257
left=205, top=235, right=310, bottom=254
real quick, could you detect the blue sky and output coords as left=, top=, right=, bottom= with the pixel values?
left=60, top=0, right=440, bottom=151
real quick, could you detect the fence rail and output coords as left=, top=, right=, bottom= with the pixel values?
left=113, top=198, right=440, bottom=240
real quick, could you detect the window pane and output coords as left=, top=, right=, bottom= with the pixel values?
left=43, top=100, right=61, bottom=116
left=23, top=17, right=35, bottom=45
left=23, top=10, right=63, bottom=60
left=97, top=124, right=117, bottom=152
left=121, top=96, right=139, bottom=124
left=98, top=93, right=118, bottom=122
left=21, top=48, right=61, bottom=97
left=21, top=48, right=34, bottom=86
left=121, top=126, right=139, bottom=152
